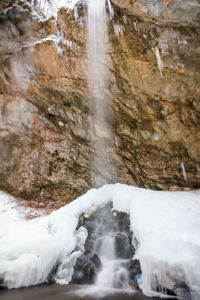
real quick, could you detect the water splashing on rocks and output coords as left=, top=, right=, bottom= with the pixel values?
left=72, top=204, right=142, bottom=291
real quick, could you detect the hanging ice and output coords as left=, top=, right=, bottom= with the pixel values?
left=155, top=46, right=163, bottom=79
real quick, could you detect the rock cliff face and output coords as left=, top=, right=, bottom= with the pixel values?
left=0, top=0, right=199, bottom=204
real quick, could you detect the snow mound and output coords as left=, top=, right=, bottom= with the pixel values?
left=0, top=186, right=113, bottom=288
left=0, top=184, right=200, bottom=299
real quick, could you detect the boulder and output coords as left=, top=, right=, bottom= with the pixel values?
left=71, top=251, right=102, bottom=284
left=115, top=232, right=134, bottom=259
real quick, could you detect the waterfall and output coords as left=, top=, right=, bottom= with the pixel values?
left=72, top=205, right=137, bottom=290
left=94, top=232, right=131, bottom=289
left=87, top=0, right=115, bottom=187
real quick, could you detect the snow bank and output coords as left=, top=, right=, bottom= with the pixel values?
left=113, top=184, right=200, bottom=298
left=0, top=186, right=113, bottom=288
left=0, top=185, right=200, bottom=299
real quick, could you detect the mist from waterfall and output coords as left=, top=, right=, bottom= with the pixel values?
left=87, top=0, right=115, bottom=187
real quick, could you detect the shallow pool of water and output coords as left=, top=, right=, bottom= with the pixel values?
left=0, top=284, right=171, bottom=300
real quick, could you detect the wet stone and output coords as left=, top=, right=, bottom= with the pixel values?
left=128, top=259, right=142, bottom=281
left=71, top=251, right=102, bottom=284
left=115, top=232, right=134, bottom=259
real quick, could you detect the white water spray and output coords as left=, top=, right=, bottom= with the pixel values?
left=95, top=237, right=130, bottom=289
left=91, top=210, right=132, bottom=290
left=86, top=2, right=131, bottom=289
left=87, top=0, right=115, bottom=186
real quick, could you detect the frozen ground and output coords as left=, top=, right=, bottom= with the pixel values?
left=0, top=184, right=200, bottom=299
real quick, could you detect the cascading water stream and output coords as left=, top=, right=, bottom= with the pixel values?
left=72, top=205, right=139, bottom=290
left=86, top=2, right=133, bottom=289
left=93, top=222, right=131, bottom=289
left=87, top=0, right=115, bottom=187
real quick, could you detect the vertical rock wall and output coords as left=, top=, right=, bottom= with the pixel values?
left=0, top=0, right=199, bottom=204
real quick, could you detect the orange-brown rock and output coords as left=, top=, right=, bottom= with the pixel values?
left=0, top=0, right=199, bottom=203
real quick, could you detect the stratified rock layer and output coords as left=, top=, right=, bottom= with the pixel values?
left=0, top=0, right=199, bottom=203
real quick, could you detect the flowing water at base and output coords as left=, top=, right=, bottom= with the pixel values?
left=72, top=205, right=141, bottom=291
left=93, top=214, right=131, bottom=289
left=0, top=284, right=158, bottom=300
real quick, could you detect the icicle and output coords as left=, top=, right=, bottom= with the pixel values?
left=107, top=0, right=114, bottom=19
left=24, top=31, right=72, bottom=55
left=113, top=24, right=124, bottom=38
left=181, top=162, right=188, bottom=182
left=115, top=136, right=119, bottom=151
left=155, top=46, right=163, bottom=79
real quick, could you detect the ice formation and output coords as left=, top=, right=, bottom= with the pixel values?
left=181, top=161, right=188, bottom=182
left=155, top=46, right=163, bottom=79
left=113, top=24, right=124, bottom=38
left=31, top=0, right=79, bottom=19
left=0, top=185, right=200, bottom=299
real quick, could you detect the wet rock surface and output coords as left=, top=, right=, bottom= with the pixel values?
left=115, top=232, right=133, bottom=259
left=128, top=259, right=141, bottom=278
left=71, top=251, right=102, bottom=284
left=0, top=0, right=199, bottom=203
